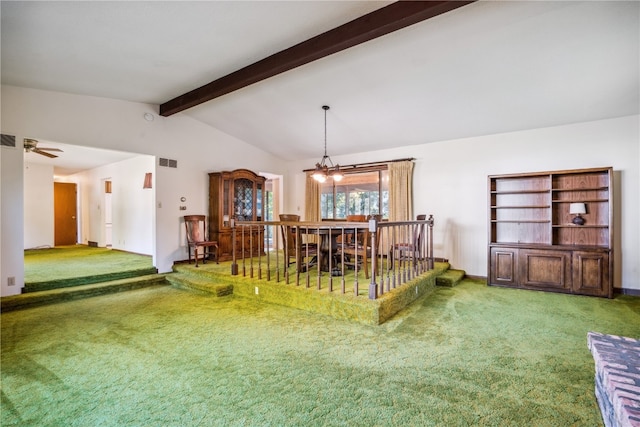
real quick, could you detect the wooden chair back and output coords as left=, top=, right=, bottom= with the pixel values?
left=391, top=214, right=427, bottom=267
left=279, top=214, right=300, bottom=264
left=184, top=215, right=218, bottom=267
left=185, top=215, right=207, bottom=243
left=340, top=215, right=376, bottom=278
left=413, top=214, right=427, bottom=249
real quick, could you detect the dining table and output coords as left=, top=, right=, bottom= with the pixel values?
left=298, top=225, right=356, bottom=273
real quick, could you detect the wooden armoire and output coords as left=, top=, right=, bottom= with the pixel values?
left=209, top=169, right=265, bottom=262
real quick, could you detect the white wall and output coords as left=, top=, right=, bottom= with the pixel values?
left=1, top=85, right=287, bottom=295
left=287, top=115, right=639, bottom=291
left=1, top=143, right=25, bottom=296
left=24, top=162, right=54, bottom=249
left=65, top=155, right=155, bottom=255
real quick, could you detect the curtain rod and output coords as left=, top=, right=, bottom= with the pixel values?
left=302, top=157, right=414, bottom=173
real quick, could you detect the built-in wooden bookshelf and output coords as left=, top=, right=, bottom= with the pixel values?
left=488, top=167, right=613, bottom=297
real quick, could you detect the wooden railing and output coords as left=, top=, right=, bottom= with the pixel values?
left=229, top=216, right=434, bottom=299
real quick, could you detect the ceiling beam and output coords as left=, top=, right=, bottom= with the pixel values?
left=159, top=1, right=475, bottom=116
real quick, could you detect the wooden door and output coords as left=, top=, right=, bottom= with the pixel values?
left=54, top=182, right=77, bottom=246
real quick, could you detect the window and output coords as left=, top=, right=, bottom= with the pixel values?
left=320, top=169, right=389, bottom=219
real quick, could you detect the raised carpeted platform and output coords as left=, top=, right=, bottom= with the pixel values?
left=23, top=245, right=157, bottom=292
left=166, top=272, right=233, bottom=297
left=23, top=268, right=160, bottom=293
left=1, top=274, right=168, bottom=312
left=169, top=261, right=456, bottom=325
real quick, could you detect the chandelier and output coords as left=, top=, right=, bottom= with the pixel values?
left=312, top=105, right=343, bottom=183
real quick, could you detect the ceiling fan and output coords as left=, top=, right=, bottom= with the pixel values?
left=24, top=138, right=63, bottom=158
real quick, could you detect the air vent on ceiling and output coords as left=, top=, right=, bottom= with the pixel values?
left=159, top=158, right=178, bottom=168
left=1, top=134, right=16, bottom=148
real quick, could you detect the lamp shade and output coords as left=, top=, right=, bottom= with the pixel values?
left=569, top=202, right=586, bottom=215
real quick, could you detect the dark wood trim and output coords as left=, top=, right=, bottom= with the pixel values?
left=302, top=157, right=415, bottom=174
left=159, top=1, right=475, bottom=116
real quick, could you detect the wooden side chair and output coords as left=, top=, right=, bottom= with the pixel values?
left=391, top=214, right=427, bottom=268
left=338, top=215, right=378, bottom=278
left=279, top=214, right=317, bottom=268
left=184, top=215, right=218, bottom=267
left=337, top=214, right=367, bottom=245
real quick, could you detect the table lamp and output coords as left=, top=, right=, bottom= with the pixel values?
left=569, top=202, right=586, bottom=225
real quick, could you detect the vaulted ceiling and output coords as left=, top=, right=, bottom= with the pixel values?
left=2, top=1, right=638, bottom=167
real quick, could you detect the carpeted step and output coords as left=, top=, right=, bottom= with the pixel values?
left=436, top=269, right=465, bottom=287
left=171, top=263, right=230, bottom=280
left=23, top=267, right=159, bottom=293
left=1, top=274, right=168, bottom=312
left=167, top=273, right=233, bottom=297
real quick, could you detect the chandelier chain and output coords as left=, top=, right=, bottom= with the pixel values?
left=312, top=105, right=343, bottom=182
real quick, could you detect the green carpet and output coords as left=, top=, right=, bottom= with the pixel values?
left=24, top=245, right=157, bottom=292
left=2, top=279, right=638, bottom=426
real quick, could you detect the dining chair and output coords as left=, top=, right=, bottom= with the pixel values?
left=184, top=215, right=219, bottom=267
left=338, top=214, right=367, bottom=245
left=391, top=214, right=427, bottom=268
left=338, top=215, right=376, bottom=278
left=279, top=214, right=317, bottom=268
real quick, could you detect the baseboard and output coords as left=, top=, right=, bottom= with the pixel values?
left=614, top=287, right=640, bottom=297
left=110, top=248, right=152, bottom=257
left=464, top=274, right=487, bottom=283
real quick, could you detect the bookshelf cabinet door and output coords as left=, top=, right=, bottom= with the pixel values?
left=519, top=249, right=571, bottom=292
left=572, top=251, right=610, bottom=297
left=489, top=247, right=518, bottom=287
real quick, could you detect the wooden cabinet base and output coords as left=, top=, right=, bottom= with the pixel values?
left=488, top=245, right=611, bottom=297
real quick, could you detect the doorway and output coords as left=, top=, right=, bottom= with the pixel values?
left=263, top=176, right=282, bottom=250
left=54, top=182, right=77, bottom=245
left=104, top=179, right=113, bottom=247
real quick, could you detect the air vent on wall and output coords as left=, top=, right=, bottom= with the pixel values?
left=159, top=158, right=178, bottom=168
left=1, top=134, right=16, bottom=148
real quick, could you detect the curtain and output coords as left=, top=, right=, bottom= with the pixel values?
left=388, top=160, right=414, bottom=221
left=304, top=173, right=321, bottom=243
left=304, top=173, right=321, bottom=222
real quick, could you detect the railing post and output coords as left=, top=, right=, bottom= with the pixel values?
left=428, top=214, right=434, bottom=270
left=249, top=225, right=254, bottom=278
left=230, top=219, right=238, bottom=275
left=266, top=224, right=271, bottom=281
left=368, top=218, right=378, bottom=299
left=241, top=225, right=246, bottom=276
